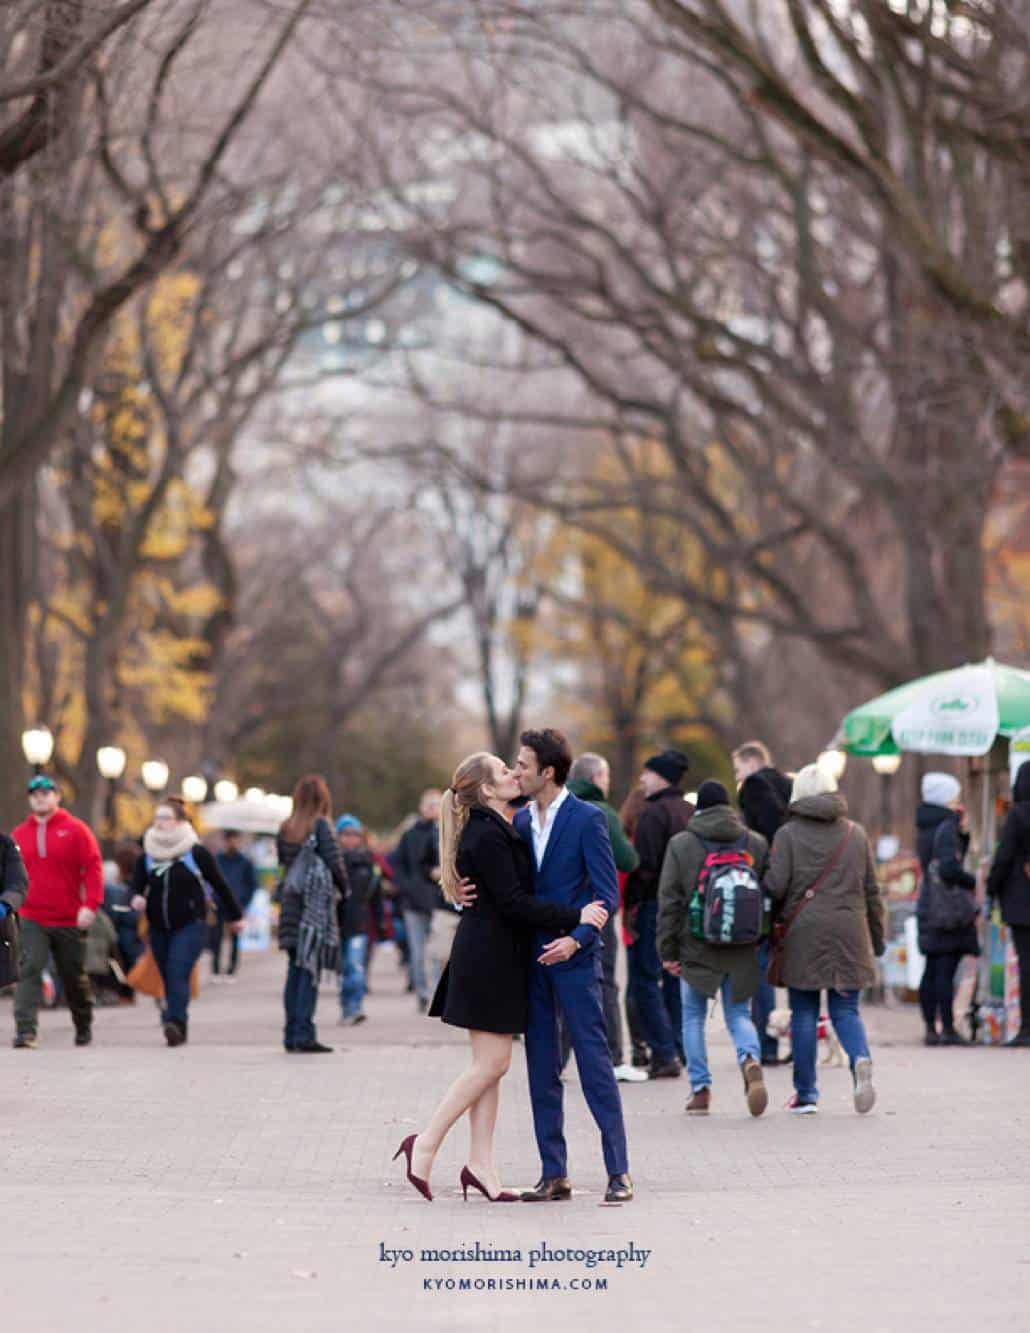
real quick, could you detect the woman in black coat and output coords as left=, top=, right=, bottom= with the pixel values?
left=393, top=752, right=607, bottom=1204
left=987, top=760, right=1030, bottom=1046
left=915, top=773, right=979, bottom=1046
left=130, top=797, right=241, bottom=1046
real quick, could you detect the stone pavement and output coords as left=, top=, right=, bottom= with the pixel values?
left=2, top=940, right=1028, bottom=1333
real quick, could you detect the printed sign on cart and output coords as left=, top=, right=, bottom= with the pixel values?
left=891, top=665, right=999, bottom=756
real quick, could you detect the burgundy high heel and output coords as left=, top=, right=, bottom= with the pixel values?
left=460, top=1165, right=519, bottom=1203
left=393, top=1134, right=433, bottom=1202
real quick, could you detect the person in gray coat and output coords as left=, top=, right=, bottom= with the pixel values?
left=764, top=764, right=886, bottom=1115
left=658, top=782, right=769, bottom=1116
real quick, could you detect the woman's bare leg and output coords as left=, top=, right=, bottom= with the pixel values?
left=467, top=1079, right=502, bottom=1194
left=411, top=1031, right=511, bottom=1183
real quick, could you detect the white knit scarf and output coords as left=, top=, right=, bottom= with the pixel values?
left=143, top=824, right=199, bottom=865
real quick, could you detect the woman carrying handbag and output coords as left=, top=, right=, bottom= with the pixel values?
left=764, top=763, right=886, bottom=1115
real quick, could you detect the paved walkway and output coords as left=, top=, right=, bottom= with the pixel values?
left=2, top=941, right=1027, bottom=1333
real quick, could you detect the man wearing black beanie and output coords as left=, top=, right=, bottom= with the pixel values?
left=624, top=750, right=692, bottom=1079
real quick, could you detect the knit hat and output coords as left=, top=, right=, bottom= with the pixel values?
left=336, top=813, right=363, bottom=833
left=791, top=762, right=837, bottom=803
left=921, top=772, right=961, bottom=807
left=643, top=749, right=690, bottom=786
left=695, top=780, right=730, bottom=810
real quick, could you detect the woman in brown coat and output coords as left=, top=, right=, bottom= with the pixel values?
left=764, top=764, right=886, bottom=1115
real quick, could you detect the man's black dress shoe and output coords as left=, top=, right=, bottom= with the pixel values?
left=521, top=1176, right=572, bottom=1202
left=604, top=1174, right=633, bottom=1203
left=648, top=1059, right=682, bottom=1079
left=292, top=1041, right=333, bottom=1053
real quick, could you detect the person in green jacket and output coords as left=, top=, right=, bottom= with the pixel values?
left=568, top=754, right=646, bottom=1082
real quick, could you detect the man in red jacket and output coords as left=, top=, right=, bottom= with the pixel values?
left=12, top=775, right=103, bottom=1048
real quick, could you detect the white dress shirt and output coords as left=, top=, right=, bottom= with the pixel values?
left=528, top=785, right=570, bottom=869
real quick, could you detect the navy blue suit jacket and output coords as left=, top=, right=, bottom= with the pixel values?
left=514, top=792, right=619, bottom=952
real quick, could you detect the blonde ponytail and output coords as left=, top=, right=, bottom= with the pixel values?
left=439, top=789, right=469, bottom=904
left=438, top=752, right=497, bottom=904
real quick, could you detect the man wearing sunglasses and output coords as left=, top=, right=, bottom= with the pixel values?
left=11, top=776, right=104, bottom=1048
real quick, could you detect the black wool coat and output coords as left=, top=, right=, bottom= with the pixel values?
left=915, top=804, right=979, bottom=957
left=429, top=806, right=580, bottom=1035
left=987, top=763, right=1030, bottom=929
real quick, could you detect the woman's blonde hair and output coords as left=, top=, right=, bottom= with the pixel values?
left=439, top=752, right=498, bottom=904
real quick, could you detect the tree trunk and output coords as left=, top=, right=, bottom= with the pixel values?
left=0, top=482, right=37, bottom=828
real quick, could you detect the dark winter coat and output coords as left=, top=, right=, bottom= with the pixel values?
left=0, top=832, right=28, bottom=913
left=987, top=762, right=1030, bottom=929
left=132, top=844, right=242, bottom=932
left=339, top=847, right=379, bottom=938
left=657, top=805, right=769, bottom=1002
left=276, top=817, right=349, bottom=953
left=624, top=786, right=692, bottom=909
left=394, top=818, right=440, bottom=915
left=738, top=767, right=792, bottom=845
left=429, top=806, right=580, bottom=1034
left=566, top=778, right=640, bottom=874
left=915, top=804, right=979, bottom=956
left=764, top=793, right=885, bottom=991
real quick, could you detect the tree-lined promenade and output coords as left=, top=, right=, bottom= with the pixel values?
left=2, top=3, right=1027, bottom=835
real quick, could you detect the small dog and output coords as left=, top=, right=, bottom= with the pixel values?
left=767, top=1006, right=845, bottom=1066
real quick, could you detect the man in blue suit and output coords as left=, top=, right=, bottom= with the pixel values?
left=513, top=729, right=633, bottom=1203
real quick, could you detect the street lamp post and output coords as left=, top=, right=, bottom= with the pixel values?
left=22, top=727, right=55, bottom=774
left=97, top=746, right=127, bottom=852
left=872, top=753, right=903, bottom=848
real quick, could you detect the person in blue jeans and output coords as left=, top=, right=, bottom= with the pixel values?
left=764, top=763, right=885, bottom=1114
left=335, top=814, right=379, bottom=1025
left=624, top=750, right=693, bottom=1078
left=276, top=775, right=349, bottom=1053
left=131, top=798, right=242, bottom=1045
left=788, top=988, right=870, bottom=1107
left=658, top=780, right=770, bottom=1115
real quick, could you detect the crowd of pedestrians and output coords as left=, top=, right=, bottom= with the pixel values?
left=2, top=743, right=1029, bottom=1102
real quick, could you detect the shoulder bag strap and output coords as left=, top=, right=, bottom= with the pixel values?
left=777, top=825, right=853, bottom=942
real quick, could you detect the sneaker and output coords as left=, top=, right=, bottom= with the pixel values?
left=350, top=1013, right=367, bottom=1026
left=613, top=1063, right=648, bottom=1083
left=923, top=1029, right=940, bottom=1046
left=741, top=1057, right=768, bottom=1117
left=631, top=1044, right=651, bottom=1069
left=209, top=975, right=223, bottom=985
left=13, top=1033, right=38, bottom=1049
left=852, top=1057, right=876, bottom=1114
left=74, top=1028, right=93, bottom=1047
left=785, top=1093, right=818, bottom=1115
left=686, top=1087, right=711, bottom=1114
left=223, top=976, right=236, bottom=986
left=939, top=1028, right=968, bottom=1046
left=163, top=1021, right=186, bottom=1047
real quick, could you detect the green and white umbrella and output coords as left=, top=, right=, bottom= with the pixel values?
left=840, top=658, right=1030, bottom=758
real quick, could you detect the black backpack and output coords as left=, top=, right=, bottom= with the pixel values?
left=689, top=835, right=764, bottom=946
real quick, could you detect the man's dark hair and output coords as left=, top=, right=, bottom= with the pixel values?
left=520, top=729, right=573, bottom=786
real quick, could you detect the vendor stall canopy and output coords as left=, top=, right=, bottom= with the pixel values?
left=839, top=659, right=1030, bottom=758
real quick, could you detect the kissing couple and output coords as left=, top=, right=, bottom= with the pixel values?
left=393, top=728, right=633, bottom=1204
